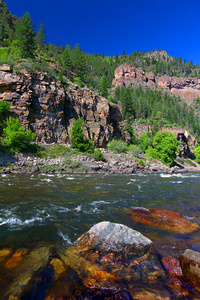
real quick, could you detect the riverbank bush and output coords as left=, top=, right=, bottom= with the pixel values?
left=92, top=149, right=104, bottom=161
left=146, top=131, right=180, bottom=167
left=127, top=145, right=144, bottom=158
left=107, top=140, right=127, bottom=153
left=3, top=117, right=36, bottom=152
left=194, top=146, right=200, bottom=164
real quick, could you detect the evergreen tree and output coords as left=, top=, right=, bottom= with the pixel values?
left=62, top=46, right=72, bottom=76
left=36, top=21, right=46, bottom=51
left=70, top=118, right=94, bottom=153
left=71, top=44, right=88, bottom=80
left=98, top=75, right=109, bottom=97
left=16, top=12, right=36, bottom=58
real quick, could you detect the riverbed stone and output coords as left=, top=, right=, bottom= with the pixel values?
left=161, top=256, right=183, bottom=276
left=74, top=221, right=165, bottom=285
left=179, top=249, right=200, bottom=287
left=4, top=246, right=51, bottom=299
left=127, top=207, right=200, bottom=233
left=5, top=249, right=29, bottom=269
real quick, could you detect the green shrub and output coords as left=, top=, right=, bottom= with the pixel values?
left=92, top=149, right=104, bottom=161
left=127, top=145, right=144, bottom=158
left=0, top=101, right=10, bottom=118
left=3, top=117, right=36, bottom=152
left=57, top=71, right=63, bottom=83
left=138, top=159, right=145, bottom=166
left=195, top=146, right=200, bottom=164
left=146, top=131, right=180, bottom=167
left=74, top=77, right=84, bottom=88
left=107, top=140, right=127, bottom=153
left=139, top=132, right=152, bottom=151
left=70, top=118, right=94, bottom=153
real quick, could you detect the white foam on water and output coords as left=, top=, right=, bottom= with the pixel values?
left=41, top=178, right=52, bottom=183
left=1, top=174, right=7, bottom=177
left=160, top=173, right=200, bottom=179
left=45, top=174, right=55, bottom=177
left=58, top=229, right=72, bottom=245
left=91, top=200, right=110, bottom=206
left=50, top=204, right=71, bottom=213
left=0, top=217, right=22, bottom=226
left=95, top=186, right=101, bottom=190
left=66, top=177, right=75, bottom=180
left=74, top=205, right=82, bottom=212
left=160, top=174, right=173, bottom=178
left=171, top=181, right=183, bottom=184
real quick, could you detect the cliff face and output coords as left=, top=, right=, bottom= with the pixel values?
left=0, top=65, right=123, bottom=146
left=112, top=64, right=200, bottom=102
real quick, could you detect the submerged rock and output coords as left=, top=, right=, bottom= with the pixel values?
left=5, top=249, right=29, bottom=269
left=161, top=256, right=183, bottom=276
left=3, top=246, right=51, bottom=299
left=179, top=249, right=200, bottom=287
left=127, top=207, right=200, bottom=233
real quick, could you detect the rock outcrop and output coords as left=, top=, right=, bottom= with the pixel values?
left=112, top=64, right=200, bottom=102
left=0, top=65, right=124, bottom=146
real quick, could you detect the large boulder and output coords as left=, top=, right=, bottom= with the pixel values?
left=73, top=221, right=165, bottom=285
left=127, top=207, right=199, bottom=234
left=46, top=222, right=166, bottom=299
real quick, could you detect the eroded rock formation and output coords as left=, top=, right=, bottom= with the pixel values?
left=113, top=64, right=200, bottom=102
left=0, top=65, right=124, bottom=146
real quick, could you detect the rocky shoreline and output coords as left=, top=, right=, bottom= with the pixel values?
left=1, top=148, right=200, bottom=175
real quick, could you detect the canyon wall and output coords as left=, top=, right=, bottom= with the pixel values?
left=0, top=65, right=124, bottom=147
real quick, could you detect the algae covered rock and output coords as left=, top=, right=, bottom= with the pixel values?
left=127, top=207, right=199, bottom=233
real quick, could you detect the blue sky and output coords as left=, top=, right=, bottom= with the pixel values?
left=6, top=0, right=200, bottom=64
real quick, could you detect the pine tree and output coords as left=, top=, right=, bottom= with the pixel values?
left=71, top=44, right=88, bottom=80
left=36, top=21, right=46, bottom=51
left=62, top=46, right=72, bottom=76
left=98, top=75, right=109, bottom=98
left=16, top=12, right=36, bottom=58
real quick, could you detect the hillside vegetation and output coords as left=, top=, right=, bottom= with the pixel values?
left=1, top=0, right=200, bottom=168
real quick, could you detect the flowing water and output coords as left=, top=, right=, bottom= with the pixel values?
left=1, top=172, right=200, bottom=254
left=0, top=172, right=200, bottom=298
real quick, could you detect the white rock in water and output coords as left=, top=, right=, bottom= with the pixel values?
left=75, top=221, right=153, bottom=252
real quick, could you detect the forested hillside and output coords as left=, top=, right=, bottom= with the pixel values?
left=1, top=0, right=200, bottom=142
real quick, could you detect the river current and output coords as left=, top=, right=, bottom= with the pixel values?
left=0, top=172, right=200, bottom=258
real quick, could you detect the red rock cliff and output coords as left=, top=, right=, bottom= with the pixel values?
left=113, top=64, right=200, bottom=102
left=0, top=65, right=124, bottom=147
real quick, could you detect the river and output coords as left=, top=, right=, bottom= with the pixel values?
left=0, top=172, right=200, bottom=298
left=0, top=172, right=200, bottom=255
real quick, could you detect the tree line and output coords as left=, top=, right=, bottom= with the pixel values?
left=114, top=86, right=200, bottom=140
